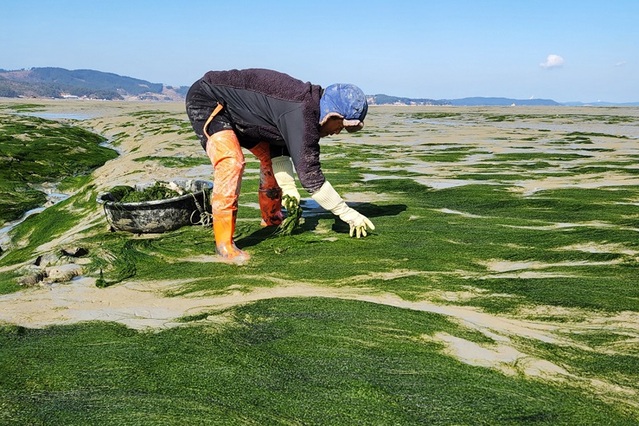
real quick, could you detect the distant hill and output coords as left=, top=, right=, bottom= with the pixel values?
left=0, top=67, right=634, bottom=106
left=367, top=94, right=560, bottom=107
left=0, top=67, right=188, bottom=100
left=367, top=94, right=448, bottom=106
left=562, top=100, right=639, bottom=107
left=447, top=97, right=560, bottom=106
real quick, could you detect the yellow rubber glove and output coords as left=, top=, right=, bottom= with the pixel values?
left=311, top=181, right=375, bottom=238
left=272, top=156, right=302, bottom=235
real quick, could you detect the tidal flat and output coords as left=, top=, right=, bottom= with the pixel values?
left=1, top=99, right=638, bottom=424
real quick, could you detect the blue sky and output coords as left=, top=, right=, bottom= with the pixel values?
left=1, top=0, right=637, bottom=102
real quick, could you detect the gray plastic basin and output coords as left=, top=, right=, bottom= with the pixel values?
left=97, top=179, right=212, bottom=233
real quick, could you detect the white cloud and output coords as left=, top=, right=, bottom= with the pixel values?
left=540, top=54, right=564, bottom=69
left=615, top=61, right=627, bottom=67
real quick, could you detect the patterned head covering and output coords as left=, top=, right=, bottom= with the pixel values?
left=319, top=83, right=368, bottom=132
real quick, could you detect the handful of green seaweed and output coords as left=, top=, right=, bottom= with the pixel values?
left=276, top=195, right=303, bottom=236
left=110, top=181, right=183, bottom=203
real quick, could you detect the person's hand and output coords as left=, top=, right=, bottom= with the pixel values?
left=276, top=195, right=303, bottom=236
left=337, top=207, right=375, bottom=238
left=311, top=180, right=375, bottom=238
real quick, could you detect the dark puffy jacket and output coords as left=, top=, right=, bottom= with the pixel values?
left=192, top=68, right=325, bottom=193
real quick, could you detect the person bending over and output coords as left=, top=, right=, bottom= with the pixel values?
left=186, top=68, right=374, bottom=264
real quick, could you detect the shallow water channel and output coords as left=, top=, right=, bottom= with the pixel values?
left=0, top=188, right=69, bottom=252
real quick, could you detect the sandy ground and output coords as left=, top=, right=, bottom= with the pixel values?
left=2, top=99, right=639, bottom=406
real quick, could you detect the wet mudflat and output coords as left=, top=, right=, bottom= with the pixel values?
left=1, top=100, right=638, bottom=424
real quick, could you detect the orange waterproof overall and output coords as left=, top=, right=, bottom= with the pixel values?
left=204, top=105, right=282, bottom=263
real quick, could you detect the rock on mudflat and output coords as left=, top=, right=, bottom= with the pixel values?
left=17, top=263, right=84, bottom=286
left=61, top=247, right=89, bottom=257
left=46, top=264, right=83, bottom=282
